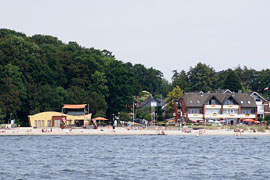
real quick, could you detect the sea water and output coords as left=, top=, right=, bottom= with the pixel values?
left=0, top=135, right=270, bottom=180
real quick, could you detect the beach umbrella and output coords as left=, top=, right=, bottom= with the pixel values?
left=242, top=119, right=255, bottom=122
left=199, top=120, right=205, bottom=123
left=220, top=120, right=224, bottom=123
left=254, top=121, right=260, bottom=124
left=92, top=117, right=108, bottom=121
left=191, top=120, right=197, bottom=122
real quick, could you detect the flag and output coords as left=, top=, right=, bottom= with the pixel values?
left=264, top=87, right=269, bottom=91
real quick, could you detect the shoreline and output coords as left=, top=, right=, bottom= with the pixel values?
left=1, top=127, right=270, bottom=136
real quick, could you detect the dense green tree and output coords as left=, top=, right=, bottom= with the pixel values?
left=0, top=107, right=5, bottom=124
left=0, top=76, right=21, bottom=121
left=119, top=112, right=131, bottom=121
left=105, top=61, right=139, bottom=115
left=258, top=69, right=270, bottom=97
left=234, top=66, right=260, bottom=91
left=172, top=70, right=189, bottom=92
left=166, top=86, right=184, bottom=109
left=188, top=62, right=216, bottom=92
left=223, top=69, right=242, bottom=92
left=4, top=64, right=26, bottom=99
left=131, top=64, right=163, bottom=95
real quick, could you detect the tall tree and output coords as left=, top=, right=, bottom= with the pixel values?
left=188, top=62, right=216, bottom=92
left=258, top=69, right=270, bottom=96
left=172, top=70, right=189, bottom=92
left=0, top=76, right=21, bottom=121
left=166, top=86, right=184, bottom=110
left=223, top=69, right=242, bottom=92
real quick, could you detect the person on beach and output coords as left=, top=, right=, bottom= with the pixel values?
left=161, top=126, right=165, bottom=135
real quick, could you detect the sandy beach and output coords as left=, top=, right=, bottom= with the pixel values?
left=1, top=127, right=270, bottom=136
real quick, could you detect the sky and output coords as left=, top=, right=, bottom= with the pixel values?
left=1, top=0, right=270, bottom=81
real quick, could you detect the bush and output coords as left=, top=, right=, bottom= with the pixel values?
left=264, top=116, right=270, bottom=126
left=256, top=126, right=266, bottom=132
left=237, top=124, right=248, bottom=131
left=119, top=112, right=131, bottom=121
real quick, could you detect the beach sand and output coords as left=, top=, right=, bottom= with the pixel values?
left=1, top=127, right=270, bottom=136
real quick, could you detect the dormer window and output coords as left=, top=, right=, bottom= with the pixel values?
left=197, top=100, right=200, bottom=104
left=248, top=101, right=251, bottom=104
left=190, top=100, right=193, bottom=104
left=241, top=101, right=243, bottom=104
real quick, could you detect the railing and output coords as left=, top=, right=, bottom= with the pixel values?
left=205, top=105, right=221, bottom=109
left=223, top=105, right=239, bottom=109
left=188, top=114, right=203, bottom=118
left=204, top=113, right=256, bottom=119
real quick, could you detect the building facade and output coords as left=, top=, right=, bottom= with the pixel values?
left=28, top=104, right=92, bottom=128
left=175, top=92, right=257, bottom=124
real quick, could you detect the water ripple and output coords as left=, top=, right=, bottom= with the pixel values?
left=1, top=135, right=270, bottom=179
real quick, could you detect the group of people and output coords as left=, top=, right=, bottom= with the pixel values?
left=41, top=128, right=52, bottom=133
left=156, top=126, right=166, bottom=135
left=197, top=129, right=206, bottom=136
left=234, top=129, right=243, bottom=136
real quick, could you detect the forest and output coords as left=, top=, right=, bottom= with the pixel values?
left=0, top=29, right=270, bottom=125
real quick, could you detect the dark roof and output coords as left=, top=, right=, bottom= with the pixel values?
left=182, top=92, right=256, bottom=108
left=182, top=93, right=208, bottom=107
left=137, top=97, right=166, bottom=108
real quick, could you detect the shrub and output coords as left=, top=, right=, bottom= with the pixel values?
left=256, top=126, right=266, bottom=132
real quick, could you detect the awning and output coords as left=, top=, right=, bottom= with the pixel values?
left=63, top=104, right=87, bottom=109
left=242, top=119, right=255, bottom=122
left=92, top=117, right=108, bottom=121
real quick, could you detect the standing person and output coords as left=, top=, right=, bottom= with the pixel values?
left=113, top=120, right=117, bottom=132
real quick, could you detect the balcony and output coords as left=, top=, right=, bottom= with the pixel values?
left=205, top=105, right=221, bottom=109
left=239, top=114, right=256, bottom=119
left=204, top=113, right=256, bottom=119
left=188, top=114, right=203, bottom=118
left=205, top=113, right=223, bottom=119
left=223, top=105, right=239, bottom=109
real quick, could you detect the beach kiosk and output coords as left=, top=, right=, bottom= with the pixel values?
left=28, top=104, right=92, bottom=128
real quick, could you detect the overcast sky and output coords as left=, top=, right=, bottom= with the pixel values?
left=1, top=0, right=270, bottom=81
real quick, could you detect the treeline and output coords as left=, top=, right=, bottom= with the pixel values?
left=172, top=62, right=270, bottom=95
left=0, top=29, right=170, bottom=125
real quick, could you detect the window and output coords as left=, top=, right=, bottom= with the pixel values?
left=224, top=99, right=235, bottom=105
left=206, top=109, right=220, bottom=114
left=211, top=99, right=217, bottom=105
left=223, top=109, right=238, bottom=114
left=151, top=102, right=157, bottom=107
left=240, top=101, right=243, bottom=104
left=48, top=120, right=51, bottom=127
left=190, top=100, right=193, bottom=104
left=38, top=120, right=41, bottom=128
left=188, top=109, right=201, bottom=114
left=241, top=109, right=254, bottom=114
left=248, top=101, right=251, bottom=104
left=42, top=120, right=44, bottom=127
left=197, top=100, right=200, bottom=104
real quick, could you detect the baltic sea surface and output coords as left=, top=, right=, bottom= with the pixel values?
left=0, top=135, right=270, bottom=180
